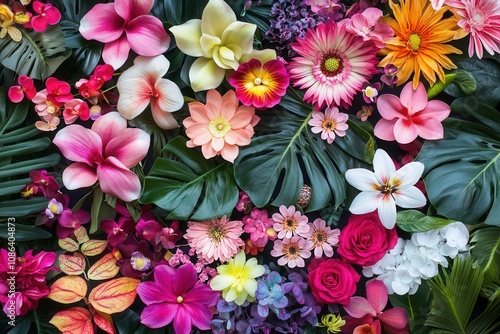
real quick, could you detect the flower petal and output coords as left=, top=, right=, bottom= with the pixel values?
left=349, top=192, right=381, bottom=215
left=126, top=15, right=170, bottom=56
left=140, top=303, right=176, bottom=329
left=392, top=186, right=427, bottom=209
left=201, top=0, right=236, bottom=38
left=53, top=124, right=102, bottom=165
left=137, top=281, right=167, bottom=305
left=377, top=195, right=397, bottom=229
left=151, top=103, right=179, bottom=130
left=418, top=100, right=450, bottom=121
left=91, top=112, right=128, bottom=148
left=372, top=149, right=396, bottom=182
left=392, top=161, right=424, bottom=187
left=114, top=0, right=153, bottom=22
left=344, top=297, right=376, bottom=318
left=102, top=35, right=131, bottom=70
left=366, top=280, right=388, bottom=314
left=154, top=78, right=184, bottom=113
left=221, top=21, right=256, bottom=56
left=377, top=94, right=406, bottom=120
left=220, top=144, right=239, bottom=163
left=393, top=118, right=418, bottom=144
left=378, top=308, right=409, bottom=329
left=97, top=157, right=141, bottom=202
left=62, top=163, right=98, bottom=190
left=182, top=301, right=214, bottom=331
left=116, top=82, right=152, bottom=121
left=173, top=264, right=198, bottom=296
left=169, top=19, right=203, bottom=57
left=104, top=128, right=150, bottom=168
left=189, top=58, right=226, bottom=92
left=400, top=82, right=427, bottom=114
left=373, top=119, right=397, bottom=142
left=172, top=307, right=193, bottom=334
left=345, top=169, right=379, bottom=191
left=79, top=3, right=125, bottom=43
left=414, top=118, right=445, bottom=140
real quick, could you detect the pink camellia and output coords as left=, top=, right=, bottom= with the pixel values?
left=337, top=212, right=398, bottom=266
left=8, top=75, right=36, bottom=103
left=136, top=264, right=220, bottom=334
left=308, top=258, right=360, bottom=305
left=30, top=1, right=61, bottom=32
left=374, top=81, right=450, bottom=144
left=342, top=280, right=410, bottom=334
left=52, top=112, right=150, bottom=202
left=79, top=0, right=170, bottom=69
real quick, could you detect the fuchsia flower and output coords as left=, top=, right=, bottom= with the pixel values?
left=374, top=82, right=450, bottom=144
left=52, top=112, right=150, bottom=202
left=20, top=170, right=60, bottom=198
left=79, top=0, right=170, bottom=69
left=30, top=1, right=61, bottom=32
left=342, top=280, right=409, bottom=334
left=77, top=64, right=114, bottom=99
left=117, top=55, right=184, bottom=130
left=100, top=216, right=135, bottom=248
left=44, top=77, right=73, bottom=106
left=8, top=75, right=36, bottom=103
left=243, top=208, right=276, bottom=247
left=136, top=264, right=219, bottom=333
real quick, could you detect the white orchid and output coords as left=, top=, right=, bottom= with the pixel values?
left=169, top=0, right=276, bottom=92
left=345, top=149, right=427, bottom=229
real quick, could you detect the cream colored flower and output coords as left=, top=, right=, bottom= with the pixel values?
left=169, top=0, right=276, bottom=92
left=0, top=4, right=22, bottom=42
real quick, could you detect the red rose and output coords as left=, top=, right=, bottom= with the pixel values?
left=308, top=258, right=360, bottom=305
left=337, top=212, right=398, bottom=266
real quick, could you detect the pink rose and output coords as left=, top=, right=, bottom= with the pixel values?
left=337, top=212, right=398, bottom=266
left=308, top=258, right=360, bottom=305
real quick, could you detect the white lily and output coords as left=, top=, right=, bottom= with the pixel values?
left=169, top=0, right=276, bottom=92
left=345, top=149, right=426, bottom=229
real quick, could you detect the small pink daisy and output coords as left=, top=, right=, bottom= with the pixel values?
left=270, top=236, right=313, bottom=268
left=185, top=216, right=244, bottom=264
left=308, top=106, right=349, bottom=144
left=304, top=218, right=340, bottom=258
left=272, top=205, right=310, bottom=239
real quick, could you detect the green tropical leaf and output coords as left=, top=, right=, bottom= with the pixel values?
left=444, top=69, right=477, bottom=97
left=0, top=25, right=71, bottom=80
left=417, top=120, right=500, bottom=226
left=141, top=136, right=239, bottom=220
left=0, top=222, right=52, bottom=241
left=470, top=226, right=500, bottom=299
left=450, top=96, right=500, bottom=132
left=396, top=210, right=457, bottom=232
left=234, top=89, right=372, bottom=211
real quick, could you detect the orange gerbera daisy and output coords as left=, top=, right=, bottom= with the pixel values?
left=379, top=0, right=463, bottom=90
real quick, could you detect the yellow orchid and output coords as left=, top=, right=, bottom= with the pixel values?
left=0, top=4, right=22, bottom=42
left=169, top=0, right=276, bottom=92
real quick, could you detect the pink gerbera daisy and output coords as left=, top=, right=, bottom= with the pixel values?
left=304, top=218, right=340, bottom=258
left=288, top=20, right=379, bottom=109
left=185, top=216, right=244, bottom=264
left=272, top=205, right=310, bottom=239
left=308, top=106, right=349, bottom=144
left=456, top=0, right=500, bottom=58
left=270, top=236, right=313, bottom=268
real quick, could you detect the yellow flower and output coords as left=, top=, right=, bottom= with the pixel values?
left=319, top=314, right=346, bottom=334
left=209, top=250, right=265, bottom=305
left=0, top=4, right=22, bottom=42
left=378, top=0, right=462, bottom=90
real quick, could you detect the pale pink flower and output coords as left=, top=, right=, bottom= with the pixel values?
left=79, top=0, right=170, bottom=69
left=183, top=90, right=260, bottom=163
left=308, top=106, right=349, bottom=144
left=270, top=236, right=313, bottom=268
left=272, top=205, right=310, bottom=239
left=374, top=82, right=450, bottom=144
left=345, top=7, right=394, bottom=48
left=185, top=216, right=245, bottom=264
left=117, top=55, right=184, bottom=130
left=52, top=112, right=150, bottom=202
left=304, top=218, right=340, bottom=258
left=457, top=0, right=500, bottom=58
left=35, top=115, right=60, bottom=132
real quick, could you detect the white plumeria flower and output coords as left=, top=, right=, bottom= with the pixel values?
left=345, top=149, right=427, bottom=229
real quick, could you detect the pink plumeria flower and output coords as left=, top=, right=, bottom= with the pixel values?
left=117, top=55, right=184, bottom=130
left=62, top=99, right=90, bottom=124
left=272, top=205, right=310, bottom=239
left=270, top=236, right=313, bottom=268
left=345, top=7, right=394, bottom=48
left=308, top=106, right=349, bottom=144
left=374, top=81, right=450, bottom=144
left=304, top=218, right=340, bottom=258
left=30, top=1, right=61, bottom=32
left=343, top=280, right=409, bottom=333
left=52, top=112, right=150, bottom=202
left=345, top=149, right=426, bottom=229
left=79, top=0, right=170, bottom=69
left=8, top=75, right=36, bottom=103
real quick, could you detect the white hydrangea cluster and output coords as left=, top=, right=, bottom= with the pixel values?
left=362, top=222, right=470, bottom=295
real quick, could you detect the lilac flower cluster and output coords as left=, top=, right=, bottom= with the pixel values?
left=266, top=0, right=329, bottom=58
left=211, top=265, right=321, bottom=333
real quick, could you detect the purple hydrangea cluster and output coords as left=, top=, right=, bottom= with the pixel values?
left=266, top=0, right=329, bottom=58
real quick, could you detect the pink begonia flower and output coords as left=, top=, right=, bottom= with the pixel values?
left=8, top=75, right=36, bottom=103
left=52, top=112, right=150, bottom=202
left=374, top=82, right=450, bottom=145
left=79, top=0, right=170, bottom=69
left=63, top=99, right=90, bottom=124
left=117, top=55, right=184, bottom=130
left=342, top=280, right=409, bottom=334
left=345, top=7, right=394, bottom=48
left=30, top=1, right=61, bottom=32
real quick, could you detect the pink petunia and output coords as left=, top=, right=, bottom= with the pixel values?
left=52, top=112, right=150, bottom=202
left=79, top=0, right=170, bottom=69
left=30, top=1, right=61, bottom=32
left=374, top=82, right=450, bottom=144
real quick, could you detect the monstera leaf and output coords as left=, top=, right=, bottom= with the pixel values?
left=417, top=119, right=500, bottom=226
left=234, top=89, right=373, bottom=212
left=141, top=136, right=239, bottom=220
left=0, top=25, right=71, bottom=80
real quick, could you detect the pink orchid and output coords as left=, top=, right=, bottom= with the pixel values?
left=100, top=216, right=135, bottom=247
left=52, top=112, right=150, bottom=202
left=79, top=0, right=170, bottom=69
left=35, top=115, right=60, bottom=132
left=30, top=1, right=61, bottom=32
left=45, top=77, right=73, bottom=106
left=117, top=55, right=184, bottom=130
left=343, top=280, right=409, bottom=334
left=8, top=75, right=36, bottom=103
left=63, top=99, right=90, bottom=124
left=374, top=82, right=450, bottom=144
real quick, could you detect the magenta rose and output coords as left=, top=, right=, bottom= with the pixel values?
left=308, top=258, right=360, bottom=305
left=337, top=212, right=398, bottom=266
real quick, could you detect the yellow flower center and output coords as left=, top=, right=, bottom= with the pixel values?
left=208, top=116, right=231, bottom=138
left=176, top=296, right=183, bottom=303
left=253, top=77, right=262, bottom=85
left=324, top=58, right=340, bottom=72
left=14, top=12, right=30, bottom=24
left=408, top=33, right=421, bottom=52
left=208, top=222, right=227, bottom=242
left=283, top=242, right=300, bottom=259
left=322, top=119, right=336, bottom=131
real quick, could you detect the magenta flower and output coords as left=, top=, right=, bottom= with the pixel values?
left=243, top=208, right=276, bottom=247
left=79, top=0, right=170, bottom=69
left=30, top=1, right=61, bottom=32
left=374, top=82, right=450, bottom=144
left=8, top=75, right=36, bottom=103
left=100, top=216, right=135, bottom=248
left=52, top=112, right=150, bottom=202
left=342, top=280, right=409, bottom=334
left=136, top=264, right=220, bottom=333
